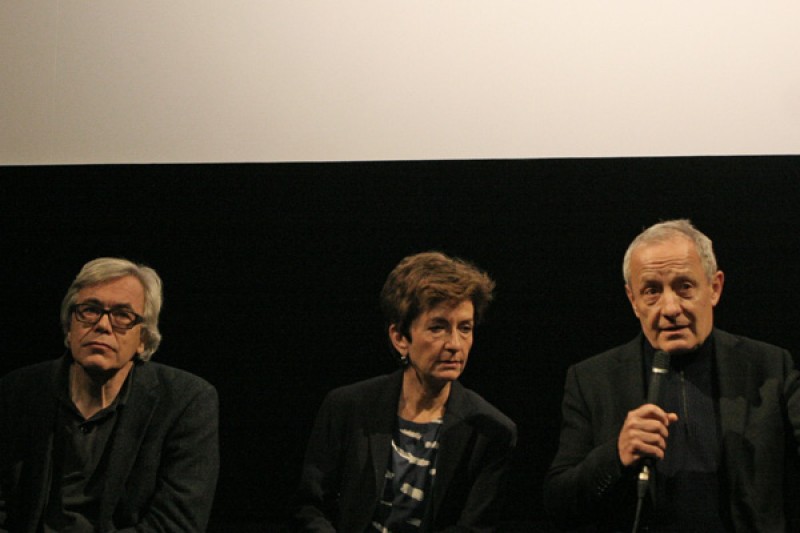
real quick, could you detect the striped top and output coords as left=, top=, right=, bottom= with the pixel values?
left=369, top=416, right=443, bottom=532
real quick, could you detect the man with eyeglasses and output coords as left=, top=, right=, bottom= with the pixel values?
left=0, top=257, right=219, bottom=532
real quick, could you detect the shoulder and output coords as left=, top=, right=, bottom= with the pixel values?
left=136, top=361, right=217, bottom=400
left=715, top=329, right=789, bottom=356
left=570, top=336, right=640, bottom=375
left=715, top=329, right=793, bottom=374
left=318, top=371, right=401, bottom=414
left=311, top=372, right=401, bottom=430
left=452, top=383, right=517, bottom=439
left=1, top=358, right=55, bottom=380
left=0, top=358, right=58, bottom=394
left=326, top=371, right=399, bottom=399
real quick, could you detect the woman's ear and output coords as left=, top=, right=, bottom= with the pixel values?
left=388, top=324, right=409, bottom=356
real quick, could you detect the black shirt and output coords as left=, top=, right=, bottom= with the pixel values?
left=41, top=359, right=134, bottom=533
left=643, top=336, right=729, bottom=532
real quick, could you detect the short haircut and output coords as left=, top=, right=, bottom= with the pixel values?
left=380, top=251, right=495, bottom=341
left=622, top=219, right=718, bottom=284
left=61, top=257, right=163, bottom=361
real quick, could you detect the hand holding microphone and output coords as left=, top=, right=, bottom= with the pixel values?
left=617, top=351, right=678, bottom=467
left=625, top=351, right=678, bottom=532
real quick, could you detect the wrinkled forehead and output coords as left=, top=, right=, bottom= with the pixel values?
left=630, top=238, right=704, bottom=278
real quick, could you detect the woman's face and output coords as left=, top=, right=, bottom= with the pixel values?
left=391, top=299, right=474, bottom=386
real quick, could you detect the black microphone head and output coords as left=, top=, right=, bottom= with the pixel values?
left=646, top=350, right=671, bottom=406
left=653, top=350, right=671, bottom=373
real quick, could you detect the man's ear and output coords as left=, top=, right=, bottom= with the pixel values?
left=138, top=336, right=146, bottom=356
left=710, top=270, right=725, bottom=307
left=388, top=324, right=409, bottom=355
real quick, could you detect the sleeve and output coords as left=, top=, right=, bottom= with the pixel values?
left=115, top=383, right=220, bottom=533
left=0, top=377, right=10, bottom=531
left=542, top=365, right=636, bottom=530
left=781, top=349, right=800, bottom=532
left=783, top=350, right=800, bottom=454
left=437, top=416, right=518, bottom=533
left=291, top=391, right=345, bottom=532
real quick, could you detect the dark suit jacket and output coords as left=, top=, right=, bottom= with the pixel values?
left=543, top=329, right=800, bottom=532
left=293, top=370, right=517, bottom=532
left=0, top=356, right=219, bottom=533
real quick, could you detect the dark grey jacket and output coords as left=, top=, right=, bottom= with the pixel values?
left=0, top=356, right=219, bottom=533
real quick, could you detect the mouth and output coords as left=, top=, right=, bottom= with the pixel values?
left=660, top=325, right=689, bottom=335
left=83, top=341, right=115, bottom=351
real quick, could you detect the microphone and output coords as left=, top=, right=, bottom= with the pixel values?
left=640, top=350, right=671, bottom=479
left=646, top=350, right=671, bottom=407
left=632, top=350, right=671, bottom=532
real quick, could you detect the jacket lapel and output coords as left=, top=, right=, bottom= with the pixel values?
left=715, top=329, right=749, bottom=436
left=98, top=362, right=160, bottom=524
left=713, top=329, right=749, bottom=494
left=367, top=371, right=403, bottom=505
left=615, top=336, right=649, bottom=414
left=428, top=380, right=472, bottom=523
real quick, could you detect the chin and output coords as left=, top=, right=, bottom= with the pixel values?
left=660, top=341, right=699, bottom=354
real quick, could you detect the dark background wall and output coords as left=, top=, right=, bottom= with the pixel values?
left=2, top=155, right=799, bottom=529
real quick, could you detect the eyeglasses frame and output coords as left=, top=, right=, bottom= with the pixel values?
left=70, top=302, right=145, bottom=330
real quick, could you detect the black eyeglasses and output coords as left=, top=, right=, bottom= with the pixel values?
left=70, top=303, right=144, bottom=330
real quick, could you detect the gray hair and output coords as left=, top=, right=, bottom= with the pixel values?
left=61, top=257, right=163, bottom=361
left=622, top=219, right=718, bottom=285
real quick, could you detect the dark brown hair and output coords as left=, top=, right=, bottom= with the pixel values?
left=380, top=251, right=495, bottom=341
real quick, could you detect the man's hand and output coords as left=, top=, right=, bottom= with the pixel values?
left=617, top=404, right=679, bottom=466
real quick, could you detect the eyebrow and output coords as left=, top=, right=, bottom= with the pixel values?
left=77, top=298, right=136, bottom=310
left=426, top=315, right=474, bottom=324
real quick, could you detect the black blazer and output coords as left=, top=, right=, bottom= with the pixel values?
left=544, top=329, right=800, bottom=532
left=293, top=370, right=517, bottom=532
left=0, top=356, right=219, bottom=533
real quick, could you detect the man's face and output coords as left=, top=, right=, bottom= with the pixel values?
left=625, top=236, right=723, bottom=354
left=391, top=300, right=475, bottom=386
left=68, top=275, right=146, bottom=376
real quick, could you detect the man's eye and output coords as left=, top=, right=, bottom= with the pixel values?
left=81, top=305, right=103, bottom=316
left=677, top=283, right=694, bottom=295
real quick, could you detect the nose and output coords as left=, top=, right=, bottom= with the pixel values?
left=444, top=329, right=463, bottom=352
left=93, top=312, right=113, bottom=333
left=659, top=289, right=682, bottom=319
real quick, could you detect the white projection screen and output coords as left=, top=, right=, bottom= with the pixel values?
left=2, top=1, right=799, bottom=165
